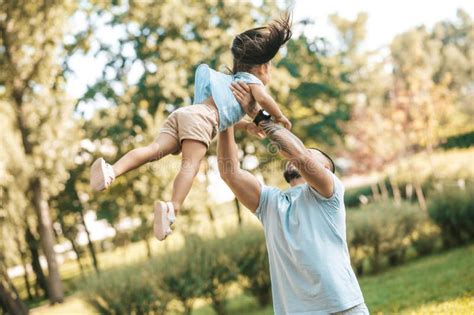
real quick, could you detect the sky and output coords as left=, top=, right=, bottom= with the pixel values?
left=293, top=0, right=474, bottom=51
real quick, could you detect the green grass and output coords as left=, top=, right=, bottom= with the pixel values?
left=361, top=243, right=474, bottom=313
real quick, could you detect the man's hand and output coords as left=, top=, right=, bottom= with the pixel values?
left=245, top=122, right=266, bottom=139
left=234, top=121, right=265, bottom=139
left=230, top=81, right=260, bottom=118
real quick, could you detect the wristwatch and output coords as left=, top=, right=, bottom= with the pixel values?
left=253, top=109, right=272, bottom=126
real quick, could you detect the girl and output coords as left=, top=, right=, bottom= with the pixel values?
left=90, top=14, right=292, bottom=241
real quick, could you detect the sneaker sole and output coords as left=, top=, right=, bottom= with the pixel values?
left=154, top=201, right=169, bottom=241
left=90, top=158, right=106, bottom=191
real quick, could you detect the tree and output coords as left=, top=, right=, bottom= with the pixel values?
left=0, top=191, right=28, bottom=315
left=0, top=1, right=80, bottom=303
left=342, top=11, right=471, bottom=208
left=51, top=159, right=100, bottom=274
left=0, top=270, right=28, bottom=315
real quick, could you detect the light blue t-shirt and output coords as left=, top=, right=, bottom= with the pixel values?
left=193, top=64, right=263, bottom=131
left=255, top=173, right=364, bottom=315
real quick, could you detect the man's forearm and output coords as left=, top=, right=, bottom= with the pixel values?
left=258, top=119, right=306, bottom=160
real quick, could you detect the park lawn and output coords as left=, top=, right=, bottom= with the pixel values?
left=31, top=244, right=474, bottom=315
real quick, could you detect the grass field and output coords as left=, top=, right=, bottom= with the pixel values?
left=31, top=243, right=474, bottom=314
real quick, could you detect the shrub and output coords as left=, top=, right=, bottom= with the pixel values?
left=411, top=225, right=441, bottom=256
left=193, top=235, right=239, bottom=315
left=344, top=185, right=374, bottom=208
left=82, top=263, right=171, bottom=314
left=225, top=227, right=272, bottom=307
left=82, top=234, right=239, bottom=315
left=440, top=129, right=474, bottom=149
left=347, top=201, right=429, bottom=273
left=156, top=239, right=206, bottom=314
left=428, top=185, right=474, bottom=247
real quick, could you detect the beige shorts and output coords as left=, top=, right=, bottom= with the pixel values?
left=159, top=104, right=218, bottom=154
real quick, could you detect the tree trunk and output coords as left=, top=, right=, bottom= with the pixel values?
left=233, top=199, right=242, bottom=226
left=30, top=178, right=64, bottom=303
left=78, top=208, right=99, bottom=274
left=14, top=237, right=33, bottom=301
left=207, top=207, right=215, bottom=222
left=57, top=216, right=84, bottom=275
left=389, top=177, right=402, bottom=207
left=414, top=182, right=427, bottom=211
left=405, top=184, right=413, bottom=200
left=370, top=183, right=380, bottom=202
left=379, top=181, right=389, bottom=200
left=144, top=239, right=152, bottom=259
left=25, top=225, right=48, bottom=298
left=69, top=238, right=84, bottom=275
left=19, top=253, right=33, bottom=301
left=0, top=270, right=29, bottom=315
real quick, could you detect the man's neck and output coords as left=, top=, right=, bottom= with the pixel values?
left=289, top=177, right=306, bottom=187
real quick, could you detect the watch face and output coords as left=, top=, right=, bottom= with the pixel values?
left=262, top=110, right=270, bottom=116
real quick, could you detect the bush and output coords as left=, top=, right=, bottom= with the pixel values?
left=411, top=227, right=441, bottom=256
left=440, top=130, right=474, bottom=149
left=82, top=263, right=171, bottom=314
left=347, top=201, right=429, bottom=274
left=344, top=185, right=374, bottom=208
left=428, top=185, right=474, bottom=247
left=157, top=238, right=209, bottom=314
left=225, top=227, right=272, bottom=307
left=82, top=234, right=240, bottom=315
left=190, top=235, right=239, bottom=315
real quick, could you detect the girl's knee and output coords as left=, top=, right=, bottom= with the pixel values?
left=180, top=159, right=201, bottom=176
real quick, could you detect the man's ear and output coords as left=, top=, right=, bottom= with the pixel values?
left=255, top=64, right=266, bottom=75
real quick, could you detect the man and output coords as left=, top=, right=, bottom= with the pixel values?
left=217, top=82, right=368, bottom=315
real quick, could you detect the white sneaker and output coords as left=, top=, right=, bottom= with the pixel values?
left=90, top=158, right=116, bottom=191
left=154, top=201, right=176, bottom=241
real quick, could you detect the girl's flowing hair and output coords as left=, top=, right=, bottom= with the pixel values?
left=231, top=12, right=292, bottom=74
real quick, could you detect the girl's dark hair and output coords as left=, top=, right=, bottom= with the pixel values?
left=231, top=13, right=292, bottom=74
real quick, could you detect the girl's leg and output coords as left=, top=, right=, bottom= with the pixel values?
left=171, top=139, right=207, bottom=212
left=154, top=139, right=206, bottom=240
left=112, top=133, right=178, bottom=177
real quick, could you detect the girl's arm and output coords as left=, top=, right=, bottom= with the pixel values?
left=249, top=84, right=292, bottom=129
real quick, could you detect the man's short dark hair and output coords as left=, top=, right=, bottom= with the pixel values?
left=311, top=148, right=336, bottom=173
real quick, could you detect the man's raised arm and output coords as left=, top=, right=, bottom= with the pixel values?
left=231, top=82, right=334, bottom=198
left=218, top=127, right=261, bottom=212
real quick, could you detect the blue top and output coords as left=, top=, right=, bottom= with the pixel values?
left=255, top=173, right=364, bottom=315
left=193, top=64, right=263, bottom=131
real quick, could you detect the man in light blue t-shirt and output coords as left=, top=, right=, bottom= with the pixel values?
left=217, top=82, right=368, bottom=315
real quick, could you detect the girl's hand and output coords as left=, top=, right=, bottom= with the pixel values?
left=275, top=115, right=292, bottom=130
left=245, top=122, right=266, bottom=139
